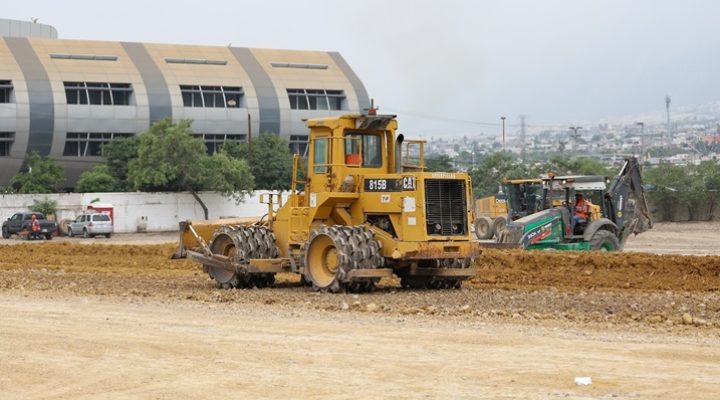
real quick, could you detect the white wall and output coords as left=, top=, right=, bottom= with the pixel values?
left=0, top=191, right=286, bottom=233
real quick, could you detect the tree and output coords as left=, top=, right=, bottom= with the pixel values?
left=128, top=119, right=211, bottom=192
left=644, top=163, right=688, bottom=221
left=689, top=161, right=720, bottom=221
left=102, top=136, right=140, bottom=190
left=221, top=135, right=292, bottom=191
left=127, top=118, right=254, bottom=218
left=30, top=198, right=58, bottom=218
left=202, top=151, right=254, bottom=200
left=469, top=152, right=544, bottom=197
left=425, top=154, right=454, bottom=172
left=9, top=152, right=65, bottom=193
left=76, top=165, right=120, bottom=193
left=542, top=155, right=612, bottom=176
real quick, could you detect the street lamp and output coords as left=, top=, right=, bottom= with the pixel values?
left=569, top=126, right=582, bottom=153
left=636, top=122, right=645, bottom=160
left=501, top=116, right=506, bottom=151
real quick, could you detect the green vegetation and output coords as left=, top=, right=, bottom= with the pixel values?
left=102, top=136, right=140, bottom=191
left=29, top=198, right=58, bottom=218
left=467, top=153, right=611, bottom=197
left=424, top=154, right=454, bottom=172
left=76, top=165, right=120, bottom=193
left=9, top=152, right=65, bottom=193
left=126, top=118, right=254, bottom=203
left=221, top=135, right=293, bottom=191
left=644, top=161, right=720, bottom=221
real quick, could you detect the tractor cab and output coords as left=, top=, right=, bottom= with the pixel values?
left=502, top=178, right=545, bottom=221
left=542, top=175, right=608, bottom=235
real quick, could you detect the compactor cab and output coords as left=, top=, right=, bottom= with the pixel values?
left=176, top=113, right=480, bottom=292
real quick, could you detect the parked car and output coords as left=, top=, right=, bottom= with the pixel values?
left=67, top=213, right=113, bottom=238
left=2, top=212, right=57, bottom=240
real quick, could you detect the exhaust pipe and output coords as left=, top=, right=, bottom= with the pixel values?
left=395, top=133, right=404, bottom=173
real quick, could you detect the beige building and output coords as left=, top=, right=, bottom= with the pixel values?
left=0, top=19, right=370, bottom=186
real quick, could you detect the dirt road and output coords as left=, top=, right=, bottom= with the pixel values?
left=1, top=221, right=719, bottom=398
left=2, top=294, right=719, bottom=400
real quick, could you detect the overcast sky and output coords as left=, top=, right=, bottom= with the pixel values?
left=5, top=0, right=720, bottom=137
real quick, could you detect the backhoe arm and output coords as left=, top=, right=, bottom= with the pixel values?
left=606, top=157, right=653, bottom=244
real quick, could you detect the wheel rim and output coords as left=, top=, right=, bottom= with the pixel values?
left=209, top=233, right=238, bottom=284
left=476, top=221, right=488, bottom=236
left=307, top=234, right=339, bottom=288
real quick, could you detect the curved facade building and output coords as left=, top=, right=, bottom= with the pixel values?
left=0, top=20, right=370, bottom=186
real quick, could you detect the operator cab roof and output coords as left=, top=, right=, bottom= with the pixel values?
left=304, top=113, right=398, bottom=130
left=544, top=175, right=610, bottom=191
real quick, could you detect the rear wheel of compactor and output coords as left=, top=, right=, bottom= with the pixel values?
left=303, top=225, right=383, bottom=293
left=207, top=225, right=279, bottom=289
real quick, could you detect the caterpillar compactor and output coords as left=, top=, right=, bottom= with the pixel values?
left=175, top=113, right=480, bottom=292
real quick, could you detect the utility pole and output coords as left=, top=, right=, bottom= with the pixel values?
left=636, top=121, right=645, bottom=160
left=569, top=126, right=583, bottom=153
left=519, top=115, right=527, bottom=160
left=665, top=95, right=671, bottom=148
left=501, top=116, right=506, bottom=151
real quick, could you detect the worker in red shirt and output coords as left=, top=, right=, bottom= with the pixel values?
left=572, top=192, right=591, bottom=232
left=31, top=213, right=41, bottom=240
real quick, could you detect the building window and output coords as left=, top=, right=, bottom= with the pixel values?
left=63, top=132, right=133, bottom=157
left=289, top=135, right=308, bottom=156
left=194, top=133, right=246, bottom=155
left=180, top=85, right=244, bottom=108
left=0, top=132, right=14, bottom=156
left=0, top=80, right=13, bottom=103
left=64, top=82, right=133, bottom=105
left=287, top=89, right=345, bottom=111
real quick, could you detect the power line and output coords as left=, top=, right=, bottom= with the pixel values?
left=383, top=106, right=563, bottom=129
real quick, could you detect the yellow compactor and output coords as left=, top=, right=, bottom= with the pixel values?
left=175, top=113, right=481, bottom=292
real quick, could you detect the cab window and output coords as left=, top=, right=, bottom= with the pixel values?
left=345, top=133, right=381, bottom=168
left=313, top=137, right=329, bottom=174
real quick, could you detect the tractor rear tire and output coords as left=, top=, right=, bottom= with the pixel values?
left=589, top=230, right=620, bottom=251
left=474, top=217, right=494, bottom=240
left=492, top=217, right=507, bottom=238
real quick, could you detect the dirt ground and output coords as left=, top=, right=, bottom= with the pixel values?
left=1, top=222, right=719, bottom=399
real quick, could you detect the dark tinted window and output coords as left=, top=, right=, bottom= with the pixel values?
left=93, top=214, right=111, bottom=221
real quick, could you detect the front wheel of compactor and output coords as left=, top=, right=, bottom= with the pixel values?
left=208, top=232, right=242, bottom=288
left=305, top=232, right=344, bottom=293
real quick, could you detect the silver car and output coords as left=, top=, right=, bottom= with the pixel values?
left=68, top=213, right=113, bottom=238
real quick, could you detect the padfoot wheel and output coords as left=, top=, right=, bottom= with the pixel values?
left=302, top=225, right=383, bottom=293
left=206, top=225, right=279, bottom=289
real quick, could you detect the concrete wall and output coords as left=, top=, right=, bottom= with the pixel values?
left=0, top=191, right=286, bottom=233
